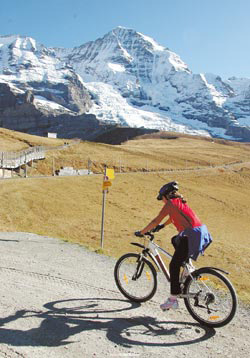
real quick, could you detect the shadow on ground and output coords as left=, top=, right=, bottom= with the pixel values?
left=0, top=297, right=215, bottom=348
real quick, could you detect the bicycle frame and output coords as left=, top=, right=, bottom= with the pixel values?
left=131, top=239, right=173, bottom=282
left=148, top=241, right=172, bottom=281
left=132, top=239, right=203, bottom=299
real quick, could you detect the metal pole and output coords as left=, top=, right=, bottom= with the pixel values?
left=100, top=165, right=107, bottom=249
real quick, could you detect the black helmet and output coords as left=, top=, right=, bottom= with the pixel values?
left=157, top=181, right=179, bottom=200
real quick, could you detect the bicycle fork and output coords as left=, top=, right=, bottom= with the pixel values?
left=132, top=258, right=145, bottom=280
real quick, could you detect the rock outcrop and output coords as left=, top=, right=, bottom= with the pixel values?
left=0, top=82, right=104, bottom=139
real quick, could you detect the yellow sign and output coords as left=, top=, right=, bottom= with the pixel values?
left=102, top=180, right=112, bottom=190
left=106, top=168, right=115, bottom=180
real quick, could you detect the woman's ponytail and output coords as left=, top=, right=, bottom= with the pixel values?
left=168, top=192, right=187, bottom=203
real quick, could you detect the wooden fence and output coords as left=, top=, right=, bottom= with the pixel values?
left=0, top=139, right=80, bottom=171
left=0, top=146, right=46, bottom=169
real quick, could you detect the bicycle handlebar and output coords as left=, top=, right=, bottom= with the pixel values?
left=135, top=227, right=165, bottom=240
left=135, top=223, right=165, bottom=240
left=146, top=232, right=155, bottom=240
left=135, top=231, right=155, bottom=241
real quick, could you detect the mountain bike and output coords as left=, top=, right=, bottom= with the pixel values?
left=114, top=231, right=237, bottom=328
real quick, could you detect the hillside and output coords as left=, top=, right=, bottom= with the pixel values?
left=1, top=128, right=250, bottom=303
left=0, top=127, right=66, bottom=151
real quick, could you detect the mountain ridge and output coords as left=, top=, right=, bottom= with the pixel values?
left=1, top=27, right=250, bottom=141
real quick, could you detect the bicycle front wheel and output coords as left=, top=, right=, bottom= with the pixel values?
left=184, top=267, right=237, bottom=328
left=114, top=253, right=157, bottom=303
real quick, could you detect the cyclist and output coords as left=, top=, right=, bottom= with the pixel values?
left=135, top=181, right=212, bottom=311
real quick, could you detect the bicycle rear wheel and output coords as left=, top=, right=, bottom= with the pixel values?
left=184, top=267, right=237, bottom=328
left=114, top=253, right=157, bottom=303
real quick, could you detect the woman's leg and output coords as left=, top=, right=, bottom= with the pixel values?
left=171, top=235, right=179, bottom=249
left=169, top=236, right=189, bottom=295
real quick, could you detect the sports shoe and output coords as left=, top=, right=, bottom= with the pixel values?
left=160, top=297, right=179, bottom=311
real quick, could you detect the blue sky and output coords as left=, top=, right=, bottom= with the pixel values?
left=1, top=0, right=249, bottom=79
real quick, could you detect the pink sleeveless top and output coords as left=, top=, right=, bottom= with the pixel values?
left=161, top=198, right=202, bottom=232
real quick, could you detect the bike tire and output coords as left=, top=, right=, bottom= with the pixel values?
left=114, top=253, right=157, bottom=303
left=183, top=267, right=237, bottom=328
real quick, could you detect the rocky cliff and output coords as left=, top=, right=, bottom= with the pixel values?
left=0, top=81, right=106, bottom=139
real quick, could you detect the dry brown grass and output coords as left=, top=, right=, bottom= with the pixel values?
left=24, top=133, right=250, bottom=176
left=0, top=128, right=66, bottom=151
left=1, top=128, right=250, bottom=303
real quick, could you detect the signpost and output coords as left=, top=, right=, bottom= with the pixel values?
left=100, top=166, right=115, bottom=249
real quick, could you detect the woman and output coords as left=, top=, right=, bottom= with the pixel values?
left=135, top=181, right=212, bottom=311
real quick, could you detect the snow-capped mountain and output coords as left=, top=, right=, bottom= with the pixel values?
left=1, top=27, right=250, bottom=141
left=0, top=34, right=91, bottom=114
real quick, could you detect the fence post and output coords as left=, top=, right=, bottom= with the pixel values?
left=119, top=157, right=122, bottom=173
left=1, top=153, right=4, bottom=178
left=52, top=156, right=55, bottom=176
left=88, top=158, right=92, bottom=174
left=24, top=153, right=27, bottom=178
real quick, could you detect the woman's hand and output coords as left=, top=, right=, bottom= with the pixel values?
left=152, top=224, right=165, bottom=232
left=134, top=231, right=144, bottom=237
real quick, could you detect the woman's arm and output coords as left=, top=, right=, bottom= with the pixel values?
left=140, top=206, right=170, bottom=235
left=163, top=217, right=172, bottom=227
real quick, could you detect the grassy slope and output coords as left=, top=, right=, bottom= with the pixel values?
left=1, top=128, right=250, bottom=303
left=0, top=128, right=66, bottom=151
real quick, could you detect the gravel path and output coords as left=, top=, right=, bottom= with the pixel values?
left=0, top=232, right=249, bottom=357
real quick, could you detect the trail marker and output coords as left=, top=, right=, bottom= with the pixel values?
left=100, top=166, right=115, bottom=249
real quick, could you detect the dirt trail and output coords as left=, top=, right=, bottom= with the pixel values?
left=0, top=232, right=249, bottom=357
